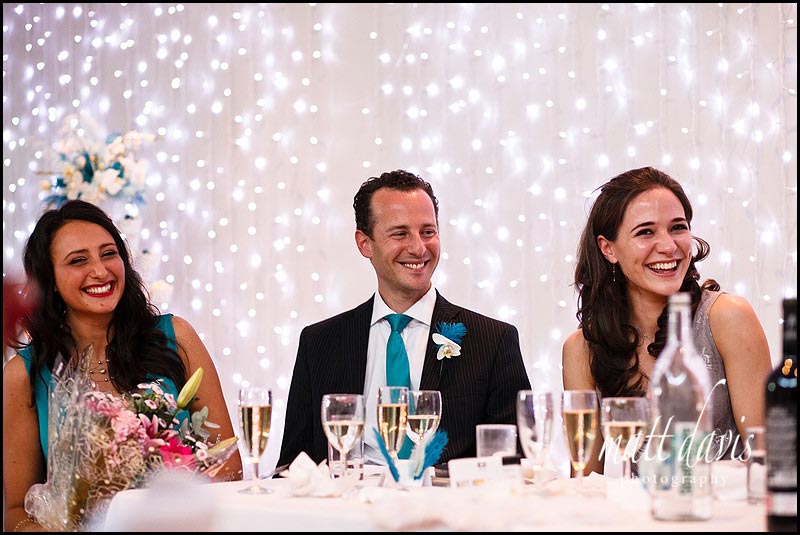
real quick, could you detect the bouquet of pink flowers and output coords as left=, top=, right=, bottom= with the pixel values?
left=25, top=349, right=238, bottom=531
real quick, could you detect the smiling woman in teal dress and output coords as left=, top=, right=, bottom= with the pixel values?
left=3, top=200, right=242, bottom=532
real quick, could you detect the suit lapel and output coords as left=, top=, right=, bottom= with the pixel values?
left=343, top=297, right=373, bottom=393
left=420, top=291, right=461, bottom=390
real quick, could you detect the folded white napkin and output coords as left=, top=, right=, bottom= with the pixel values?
left=520, top=458, right=558, bottom=485
left=280, top=452, right=359, bottom=497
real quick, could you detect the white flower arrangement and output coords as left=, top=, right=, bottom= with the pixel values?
left=39, top=113, right=155, bottom=207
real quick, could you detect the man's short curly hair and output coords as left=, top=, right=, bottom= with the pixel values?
left=353, top=169, right=439, bottom=237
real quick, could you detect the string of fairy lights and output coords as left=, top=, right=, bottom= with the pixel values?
left=2, top=3, right=796, bottom=472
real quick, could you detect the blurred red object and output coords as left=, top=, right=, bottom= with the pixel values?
left=3, top=277, right=37, bottom=349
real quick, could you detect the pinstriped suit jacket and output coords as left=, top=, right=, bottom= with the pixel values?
left=277, top=291, right=531, bottom=467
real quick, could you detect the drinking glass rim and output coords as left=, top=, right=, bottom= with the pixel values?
left=476, top=423, right=517, bottom=430
left=601, top=396, right=648, bottom=404
left=379, top=386, right=409, bottom=392
left=322, top=393, right=364, bottom=401
left=238, top=386, right=272, bottom=404
left=517, top=389, right=553, bottom=399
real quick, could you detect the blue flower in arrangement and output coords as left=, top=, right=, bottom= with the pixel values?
left=432, top=322, right=467, bottom=360
left=39, top=113, right=155, bottom=208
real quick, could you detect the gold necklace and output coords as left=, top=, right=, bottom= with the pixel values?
left=88, top=356, right=112, bottom=384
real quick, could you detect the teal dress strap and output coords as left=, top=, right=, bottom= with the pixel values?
left=18, top=346, right=51, bottom=459
left=156, top=313, right=177, bottom=351
left=20, top=313, right=186, bottom=460
left=152, top=314, right=189, bottom=425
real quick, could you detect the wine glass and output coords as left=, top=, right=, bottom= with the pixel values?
left=321, top=394, right=366, bottom=478
left=406, top=390, right=442, bottom=445
left=516, top=390, right=553, bottom=478
left=377, top=386, right=408, bottom=459
left=561, top=390, right=599, bottom=489
left=238, top=386, right=273, bottom=495
left=601, top=397, right=649, bottom=480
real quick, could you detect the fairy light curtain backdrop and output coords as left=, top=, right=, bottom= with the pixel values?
left=3, top=3, right=797, bottom=474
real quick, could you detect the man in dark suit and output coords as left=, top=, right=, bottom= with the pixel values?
left=278, top=169, right=530, bottom=467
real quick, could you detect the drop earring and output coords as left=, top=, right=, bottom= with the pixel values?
left=612, top=263, right=616, bottom=283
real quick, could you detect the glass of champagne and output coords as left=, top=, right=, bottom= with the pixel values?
left=561, top=390, right=599, bottom=489
left=517, top=390, right=553, bottom=478
left=601, top=397, right=649, bottom=480
left=377, top=386, right=408, bottom=459
left=406, top=390, right=442, bottom=445
left=238, top=386, right=273, bottom=495
left=321, top=394, right=366, bottom=478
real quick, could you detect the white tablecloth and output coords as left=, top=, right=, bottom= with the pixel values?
left=103, top=461, right=765, bottom=531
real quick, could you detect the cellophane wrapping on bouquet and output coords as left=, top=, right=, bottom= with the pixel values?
left=24, top=349, right=238, bottom=531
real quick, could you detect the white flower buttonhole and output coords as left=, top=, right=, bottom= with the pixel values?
left=432, top=333, right=461, bottom=360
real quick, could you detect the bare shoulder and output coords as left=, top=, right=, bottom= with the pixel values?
left=3, top=355, right=32, bottom=405
left=562, top=328, right=595, bottom=390
left=563, top=328, right=589, bottom=362
left=170, top=314, right=199, bottom=339
left=168, top=315, right=213, bottom=370
left=709, top=293, right=760, bottom=323
left=3, top=355, right=29, bottom=388
left=711, top=293, right=755, bottom=319
left=708, top=293, right=770, bottom=366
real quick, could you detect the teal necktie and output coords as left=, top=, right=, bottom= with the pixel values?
left=384, top=313, right=414, bottom=459
left=385, top=314, right=412, bottom=388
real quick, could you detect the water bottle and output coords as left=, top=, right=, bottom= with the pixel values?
left=647, top=292, right=713, bottom=521
left=765, top=298, right=797, bottom=532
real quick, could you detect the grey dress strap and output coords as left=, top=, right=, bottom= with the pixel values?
left=693, top=290, right=742, bottom=459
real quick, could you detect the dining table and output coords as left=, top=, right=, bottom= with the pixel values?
left=103, top=460, right=765, bottom=531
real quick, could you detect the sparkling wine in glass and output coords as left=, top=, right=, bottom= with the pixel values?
left=377, top=386, right=408, bottom=459
left=517, top=390, right=553, bottom=477
left=601, top=397, right=649, bottom=480
left=562, top=390, right=599, bottom=489
left=406, top=390, right=442, bottom=445
left=321, top=394, right=366, bottom=478
left=238, top=386, right=273, bottom=495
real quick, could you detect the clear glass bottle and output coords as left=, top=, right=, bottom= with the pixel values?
left=647, top=292, right=713, bottom=521
left=765, top=298, right=797, bottom=532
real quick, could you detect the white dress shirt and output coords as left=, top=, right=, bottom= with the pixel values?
left=362, top=285, right=436, bottom=465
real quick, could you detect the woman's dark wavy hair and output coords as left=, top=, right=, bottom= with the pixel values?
left=16, top=200, right=186, bottom=405
left=353, top=169, right=439, bottom=238
left=574, top=167, right=719, bottom=398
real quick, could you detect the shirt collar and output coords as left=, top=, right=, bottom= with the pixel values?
left=371, top=285, right=437, bottom=327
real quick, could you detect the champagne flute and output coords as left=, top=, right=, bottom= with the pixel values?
left=601, top=397, right=649, bottom=480
left=517, top=390, right=553, bottom=478
left=406, top=390, right=442, bottom=445
left=238, top=386, right=273, bottom=495
left=321, top=394, right=365, bottom=478
left=561, top=390, right=599, bottom=489
left=377, top=386, right=408, bottom=459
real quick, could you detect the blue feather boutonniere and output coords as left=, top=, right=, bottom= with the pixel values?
left=432, top=322, right=466, bottom=361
